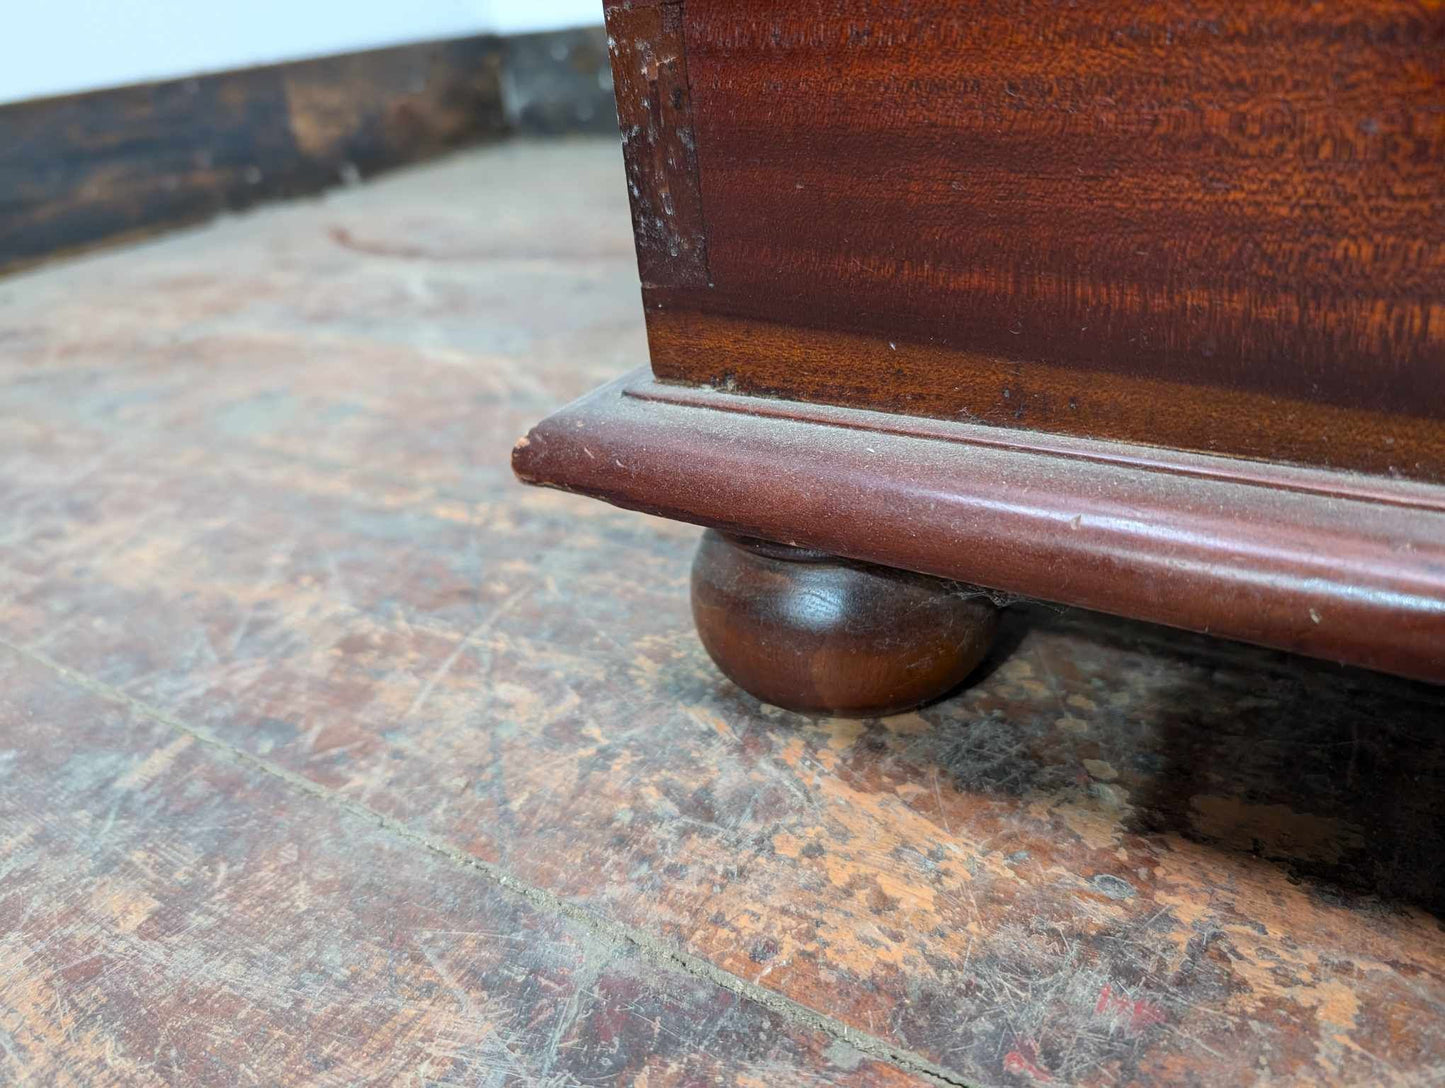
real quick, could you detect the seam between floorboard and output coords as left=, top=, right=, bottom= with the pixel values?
left=0, top=635, right=976, bottom=1088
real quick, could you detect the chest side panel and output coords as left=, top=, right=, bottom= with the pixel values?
left=613, top=0, right=1445, bottom=480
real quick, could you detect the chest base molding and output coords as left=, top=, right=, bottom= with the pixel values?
left=514, top=371, right=1445, bottom=686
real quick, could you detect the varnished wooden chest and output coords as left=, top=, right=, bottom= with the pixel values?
left=517, top=0, right=1445, bottom=712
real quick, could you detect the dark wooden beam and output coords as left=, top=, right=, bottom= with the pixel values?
left=0, top=26, right=616, bottom=274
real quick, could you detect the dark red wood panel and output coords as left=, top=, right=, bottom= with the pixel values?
left=629, top=0, right=1445, bottom=479
left=606, top=0, right=711, bottom=286
left=643, top=307, right=1445, bottom=479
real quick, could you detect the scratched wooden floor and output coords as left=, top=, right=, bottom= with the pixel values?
left=1, top=137, right=1443, bottom=1088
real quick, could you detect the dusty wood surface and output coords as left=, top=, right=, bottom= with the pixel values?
left=1, top=139, right=1443, bottom=1086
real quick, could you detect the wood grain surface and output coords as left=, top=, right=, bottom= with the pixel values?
left=3, top=139, right=1444, bottom=1086
left=0, top=26, right=621, bottom=277
left=608, top=1, right=711, bottom=286
left=0, top=653, right=917, bottom=1087
left=606, top=0, right=1445, bottom=480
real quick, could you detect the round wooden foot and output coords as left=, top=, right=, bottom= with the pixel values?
left=690, top=531, right=999, bottom=717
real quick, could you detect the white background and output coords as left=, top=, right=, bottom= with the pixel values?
left=0, top=0, right=602, bottom=105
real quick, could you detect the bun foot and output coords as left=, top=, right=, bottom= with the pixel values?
left=690, top=531, right=999, bottom=717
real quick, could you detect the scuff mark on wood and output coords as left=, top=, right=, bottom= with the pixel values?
left=605, top=0, right=710, bottom=287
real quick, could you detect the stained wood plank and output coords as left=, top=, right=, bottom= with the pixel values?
left=0, top=646, right=921, bottom=1087
left=2, top=140, right=1443, bottom=1087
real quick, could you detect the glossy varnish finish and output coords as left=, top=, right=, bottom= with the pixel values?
left=691, top=531, right=1000, bottom=716
left=606, top=0, right=1445, bottom=479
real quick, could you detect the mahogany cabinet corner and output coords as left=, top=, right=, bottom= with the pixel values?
left=516, top=0, right=1445, bottom=712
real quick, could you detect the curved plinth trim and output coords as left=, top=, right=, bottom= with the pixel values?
left=514, top=370, right=1445, bottom=685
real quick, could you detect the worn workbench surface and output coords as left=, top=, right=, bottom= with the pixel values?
left=1, top=139, right=1442, bottom=1087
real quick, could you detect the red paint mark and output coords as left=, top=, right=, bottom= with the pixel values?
left=1003, top=1049, right=1052, bottom=1082
left=1094, top=983, right=1167, bottom=1029
left=1132, top=1002, right=1167, bottom=1028
left=1094, top=983, right=1113, bottom=1014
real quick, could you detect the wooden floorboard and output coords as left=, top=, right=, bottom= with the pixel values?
left=1, top=138, right=1442, bottom=1087
left=0, top=649, right=918, bottom=1086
